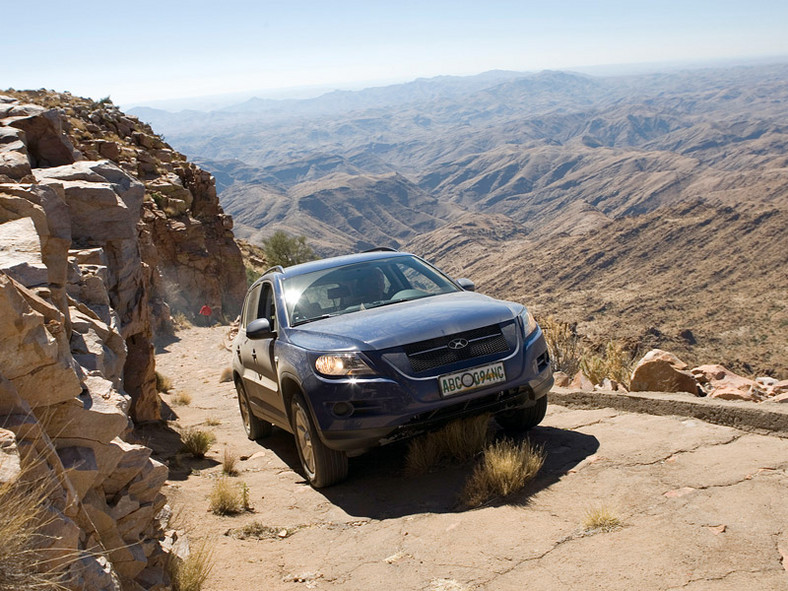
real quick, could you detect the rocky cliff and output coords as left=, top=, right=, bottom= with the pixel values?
left=0, top=91, right=246, bottom=589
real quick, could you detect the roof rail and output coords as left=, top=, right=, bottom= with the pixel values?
left=262, top=265, right=285, bottom=275
left=362, top=247, right=399, bottom=253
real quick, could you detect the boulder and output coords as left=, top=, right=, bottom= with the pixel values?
left=630, top=349, right=699, bottom=394
left=552, top=371, right=571, bottom=387
left=4, top=106, right=78, bottom=167
left=569, top=370, right=595, bottom=391
left=691, top=364, right=765, bottom=402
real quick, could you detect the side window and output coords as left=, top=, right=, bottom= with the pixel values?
left=257, top=283, right=277, bottom=331
left=242, top=284, right=262, bottom=328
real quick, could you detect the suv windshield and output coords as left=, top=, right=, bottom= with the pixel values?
left=284, top=256, right=460, bottom=325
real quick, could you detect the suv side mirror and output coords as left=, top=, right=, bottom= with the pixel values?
left=246, top=318, right=275, bottom=339
left=456, top=278, right=475, bottom=291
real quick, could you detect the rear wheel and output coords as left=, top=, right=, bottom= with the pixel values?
left=291, top=393, right=348, bottom=488
left=236, top=380, right=272, bottom=440
left=496, top=394, right=548, bottom=431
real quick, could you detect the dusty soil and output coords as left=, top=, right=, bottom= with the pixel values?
left=143, top=325, right=788, bottom=591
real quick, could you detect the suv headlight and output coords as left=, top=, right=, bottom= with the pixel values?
left=315, top=353, right=375, bottom=377
left=519, top=308, right=538, bottom=337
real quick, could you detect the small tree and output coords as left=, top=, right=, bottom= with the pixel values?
left=262, top=230, right=316, bottom=267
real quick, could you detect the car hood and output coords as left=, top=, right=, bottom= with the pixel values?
left=286, top=291, right=522, bottom=351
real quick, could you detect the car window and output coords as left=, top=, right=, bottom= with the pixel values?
left=284, top=256, right=459, bottom=325
left=257, top=282, right=276, bottom=331
left=242, top=284, right=261, bottom=328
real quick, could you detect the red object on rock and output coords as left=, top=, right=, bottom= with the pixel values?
left=199, top=305, right=212, bottom=316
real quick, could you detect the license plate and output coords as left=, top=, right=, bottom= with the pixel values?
left=439, top=362, right=507, bottom=397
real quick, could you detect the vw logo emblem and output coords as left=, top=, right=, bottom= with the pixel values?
left=448, top=338, right=469, bottom=350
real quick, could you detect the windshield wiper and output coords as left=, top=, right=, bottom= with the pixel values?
left=291, top=313, right=339, bottom=327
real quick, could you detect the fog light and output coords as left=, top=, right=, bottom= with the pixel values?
left=332, top=401, right=354, bottom=418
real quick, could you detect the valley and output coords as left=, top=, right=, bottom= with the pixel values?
left=132, top=63, right=788, bottom=378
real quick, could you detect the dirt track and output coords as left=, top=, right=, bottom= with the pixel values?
left=144, top=325, right=788, bottom=591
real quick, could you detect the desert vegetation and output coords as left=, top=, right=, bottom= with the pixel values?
left=168, top=538, right=214, bottom=591
left=262, top=230, right=316, bottom=267
left=583, top=506, right=623, bottom=534
left=0, top=462, right=69, bottom=591
left=180, top=427, right=216, bottom=458
left=405, top=414, right=490, bottom=475
left=460, top=439, right=545, bottom=508
left=208, top=477, right=251, bottom=515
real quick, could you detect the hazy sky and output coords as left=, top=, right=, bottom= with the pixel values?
left=4, top=0, right=788, bottom=107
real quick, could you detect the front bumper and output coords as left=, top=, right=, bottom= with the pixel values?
left=294, top=325, right=553, bottom=452
left=320, top=369, right=553, bottom=451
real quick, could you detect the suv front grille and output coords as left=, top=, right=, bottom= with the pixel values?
left=404, top=324, right=509, bottom=372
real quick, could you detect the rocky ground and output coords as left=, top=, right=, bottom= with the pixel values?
left=147, top=325, right=788, bottom=591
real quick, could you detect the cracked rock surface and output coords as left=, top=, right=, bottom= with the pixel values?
left=150, top=326, right=788, bottom=591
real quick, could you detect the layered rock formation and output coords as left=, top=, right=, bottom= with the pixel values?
left=0, top=92, right=245, bottom=589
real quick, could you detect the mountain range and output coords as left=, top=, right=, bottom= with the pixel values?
left=131, top=63, right=788, bottom=377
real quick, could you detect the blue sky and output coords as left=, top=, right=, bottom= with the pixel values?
left=4, top=0, right=788, bottom=107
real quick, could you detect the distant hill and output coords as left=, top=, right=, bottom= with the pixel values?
left=131, top=64, right=788, bottom=376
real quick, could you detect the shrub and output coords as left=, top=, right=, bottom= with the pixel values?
left=245, top=266, right=261, bottom=287
left=169, top=538, right=214, bottom=591
left=579, top=340, right=634, bottom=388
left=583, top=506, right=622, bottom=533
left=222, top=448, right=238, bottom=476
left=262, top=230, right=316, bottom=267
left=539, top=316, right=582, bottom=376
left=405, top=414, right=490, bottom=475
left=180, top=427, right=215, bottom=459
left=155, top=371, right=173, bottom=393
left=460, top=439, right=545, bottom=508
left=172, top=391, right=192, bottom=406
left=208, top=478, right=251, bottom=515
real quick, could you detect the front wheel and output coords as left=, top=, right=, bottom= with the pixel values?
left=236, top=380, right=272, bottom=440
left=291, top=394, right=348, bottom=488
left=496, top=394, right=548, bottom=431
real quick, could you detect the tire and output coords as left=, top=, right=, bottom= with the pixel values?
left=496, top=394, right=548, bottom=431
left=290, top=393, right=348, bottom=488
left=236, top=380, right=272, bottom=440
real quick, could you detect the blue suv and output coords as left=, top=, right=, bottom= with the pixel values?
left=232, top=250, right=553, bottom=487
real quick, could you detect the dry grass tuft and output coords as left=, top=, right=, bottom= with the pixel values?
left=222, top=448, right=239, bottom=476
left=460, top=439, right=545, bottom=508
left=219, top=367, right=233, bottom=383
left=172, top=312, right=192, bottom=330
left=208, top=477, right=251, bottom=515
left=180, top=427, right=215, bottom=459
left=171, top=390, right=192, bottom=406
left=155, top=371, right=173, bottom=393
left=583, top=506, right=622, bottom=533
left=169, top=537, right=214, bottom=591
left=405, top=414, right=490, bottom=475
left=540, top=315, right=582, bottom=376
left=0, top=462, right=70, bottom=590
left=579, top=340, right=633, bottom=388
left=203, top=417, right=221, bottom=427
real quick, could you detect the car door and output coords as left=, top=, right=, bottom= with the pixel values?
left=237, top=282, right=284, bottom=421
